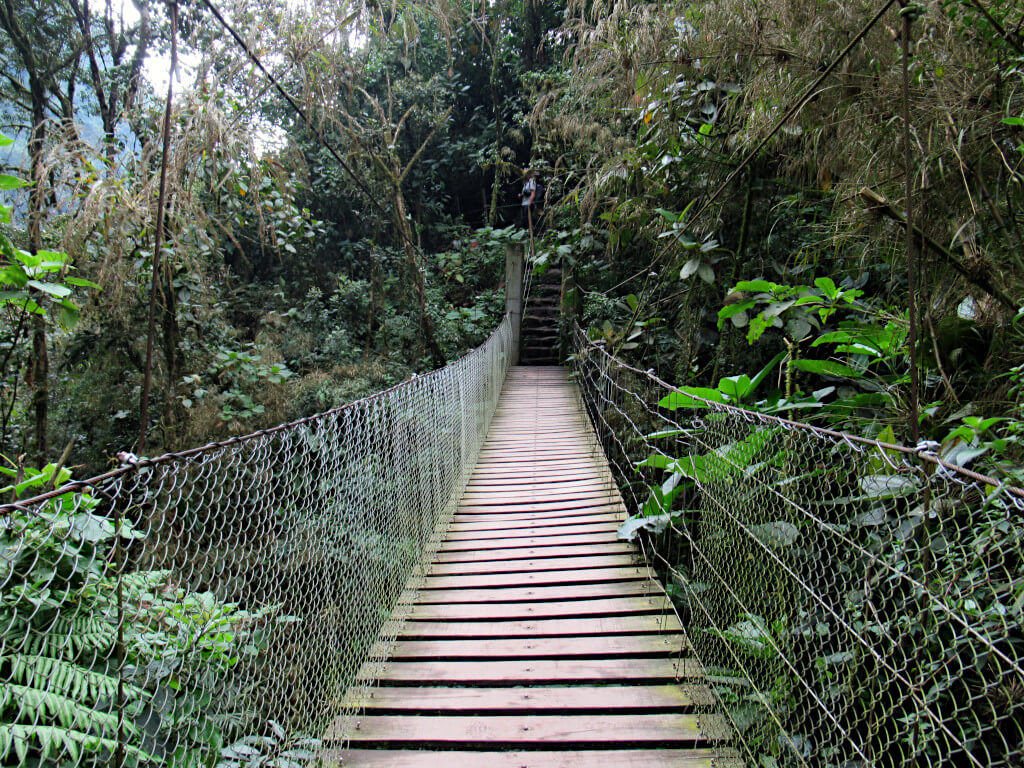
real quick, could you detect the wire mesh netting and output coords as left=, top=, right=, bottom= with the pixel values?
left=0, top=314, right=513, bottom=768
left=571, top=326, right=1024, bottom=768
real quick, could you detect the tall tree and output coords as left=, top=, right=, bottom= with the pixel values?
left=69, top=0, right=153, bottom=164
left=0, top=0, right=81, bottom=462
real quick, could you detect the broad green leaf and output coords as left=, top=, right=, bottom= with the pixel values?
left=790, top=359, right=856, bottom=377
left=858, top=474, right=917, bottom=498
left=63, top=277, right=101, bottom=289
left=718, top=301, right=754, bottom=321
left=27, top=281, right=72, bottom=298
left=0, top=265, right=28, bottom=286
left=814, top=276, right=838, bottom=298
left=659, top=387, right=725, bottom=409
left=812, top=330, right=856, bottom=346
left=732, top=279, right=775, bottom=293
left=786, top=317, right=812, bottom=340
left=0, top=290, right=29, bottom=304
left=636, top=453, right=673, bottom=469
left=57, top=302, right=79, bottom=330
left=718, top=374, right=753, bottom=401
left=0, top=174, right=28, bottom=190
left=617, top=513, right=671, bottom=541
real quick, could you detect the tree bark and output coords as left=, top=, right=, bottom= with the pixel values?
left=394, top=188, right=446, bottom=368
left=29, top=88, right=50, bottom=464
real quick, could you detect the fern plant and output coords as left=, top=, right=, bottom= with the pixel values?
left=2, top=462, right=300, bottom=768
left=0, top=462, right=158, bottom=768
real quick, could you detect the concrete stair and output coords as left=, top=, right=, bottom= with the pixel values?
left=520, top=267, right=561, bottom=365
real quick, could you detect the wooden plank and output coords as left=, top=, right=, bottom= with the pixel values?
left=468, top=475, right=602, bottom=487
left=455, top=502, right=624, bottom=518
left=408, top=594, right=671, bottom=620
left=428, top=553, right=640, bottom=575
left=478, top=445, right=596, bottom=453
left=454, top=498, right=619, bottom=512
left=450, top=509, right=626, bottom=526
left=400, top=614, right=683, bottom=638
left=471, top=457, right=597, bottom=468
left=457, top=495, right=618, bottom=509
left=476, top=453, right=597, bottom=463
left=479, top=442, right=590, bottom=449
left=434, top=543, right=634, bottom=562
left=438, top=532, right=621, bottom=552
left=328, top=749, right=721, bottom=768
left=457, top=498, right=625, bottom=514
left=422, top=566, right=652, bottom=588
left=328, top=713, right=708, bottom=745
left=411, top=581, right=661, bottom=604
left=449, top=513, right=625, bottom=532
left=409, top=581, right=655, bottom=606
left=376, top=635, right=685, bottom=660
left=476, top=448, right=599, bottom=459
left=444, top=522, right=619, bottom=541
left=460, top=485, right=615, bottom=501
left=469, top=465, right=600, bottom=476
left=476, top=446, right=597, bottom=455
left=468, top=472, right=601, bottom=484
left=467, top=469, right=601, bottom=479
left=359, top=657, right=700, bottom=686
left=342, top=684, right=699, bottom=713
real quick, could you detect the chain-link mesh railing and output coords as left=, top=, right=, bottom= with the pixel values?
left=0, top=314, right=513, bottom=768
left=571, top=326, right=1024, bottom=768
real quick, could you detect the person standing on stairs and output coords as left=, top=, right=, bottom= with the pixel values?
left=520, top=169, right=537, bottom=229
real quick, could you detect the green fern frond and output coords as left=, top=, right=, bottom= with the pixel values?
left=0, top=723, right=154, bottom=764
left=3, top=654, right=148, bottom=704
left=24, top=614, right=118, bottom=659
left=2, top=683, right=133, bottom=736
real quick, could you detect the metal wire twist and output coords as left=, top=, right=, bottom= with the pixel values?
left=0, top=315, right=514, bottom=768
left=571, top=326, right=1024, bottom=768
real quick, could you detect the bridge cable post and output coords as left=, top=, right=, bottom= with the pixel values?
left=505, top=243, right=524, bottom=364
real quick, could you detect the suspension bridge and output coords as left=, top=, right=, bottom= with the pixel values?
left=330, top=365, right=721, bottom=766
left=1, top=248, right=1021, bottom=768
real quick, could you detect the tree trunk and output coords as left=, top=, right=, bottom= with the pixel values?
left=28, top=86, right=49, bottom=464
left=394, top=190, right=446, bottom=368
left=486, top=10, right=504, bottom=227
left=161, top=267, right=180, bottom=446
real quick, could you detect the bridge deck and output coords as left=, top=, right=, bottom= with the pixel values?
left=330, top=366, right=723, bottom=767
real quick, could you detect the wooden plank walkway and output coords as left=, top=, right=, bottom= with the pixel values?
left=328, top=366, right=724, bottom=767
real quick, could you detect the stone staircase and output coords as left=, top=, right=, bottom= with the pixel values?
left=519, top=264, right=561, bottom=365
